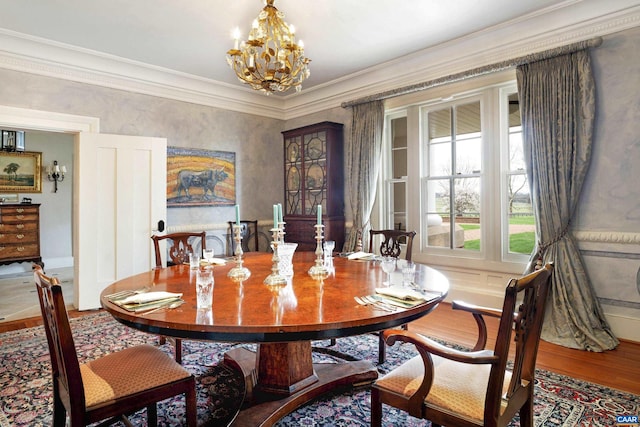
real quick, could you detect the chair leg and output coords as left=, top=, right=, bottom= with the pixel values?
left=175, top=338, right=183, bottom=364
left=519, top=395, right=534, bottom=427
left=378, top=334, right=386, bottom=365
left=329, top=338, right=336, bottom=346
left=370, top=387, right=382, bottom=427
left=52, top=389, right=67, bottom=427
left=147, top=403, right=158, bottom=425
left=158, top=335, right=166, bottom=345
left=186, top=382, right=198, bottom=426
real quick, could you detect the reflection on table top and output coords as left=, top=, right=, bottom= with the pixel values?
left=101, top=251, right=449, bottom=342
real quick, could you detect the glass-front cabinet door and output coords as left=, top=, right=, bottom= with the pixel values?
left=285, top=135, right=302, bottom=215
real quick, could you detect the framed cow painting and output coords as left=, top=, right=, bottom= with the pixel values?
left=166, top=146, right=236, bottom=207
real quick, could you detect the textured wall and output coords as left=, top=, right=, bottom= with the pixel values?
left=577, top=26, right=640, bottom=322
left=0, top=69, right=286, bottom=230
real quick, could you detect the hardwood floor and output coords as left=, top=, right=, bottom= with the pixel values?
left=2, top=303, right=638, bottom=395
left=409, top=303, right=640, bottom=395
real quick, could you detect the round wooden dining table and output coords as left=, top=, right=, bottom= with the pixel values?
left=101, top=251, right=449, bottom=426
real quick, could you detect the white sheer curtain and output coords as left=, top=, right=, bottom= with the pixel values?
left=344, top=100, right=385, bottom=252
left=517, top=50, right=618, bottom=351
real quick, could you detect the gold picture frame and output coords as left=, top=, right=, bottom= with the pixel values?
left=0, top=151, right=42, bottom=193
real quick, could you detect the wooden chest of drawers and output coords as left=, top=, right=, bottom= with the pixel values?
left=0, top=203, right=42, bottom=267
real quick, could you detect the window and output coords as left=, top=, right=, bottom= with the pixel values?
left=381, top=80, right=534, bottom=270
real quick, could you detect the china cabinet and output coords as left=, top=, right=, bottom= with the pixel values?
left=283, top=122, right=344, bottom=251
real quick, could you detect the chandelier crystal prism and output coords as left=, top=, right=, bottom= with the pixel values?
left=226, top=0, right=311, bottom=94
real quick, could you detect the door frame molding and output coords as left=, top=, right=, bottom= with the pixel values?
left=0, top=105, right=100, bottom=308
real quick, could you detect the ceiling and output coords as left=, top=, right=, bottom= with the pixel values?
left=0, top=0, right=593, bottom=90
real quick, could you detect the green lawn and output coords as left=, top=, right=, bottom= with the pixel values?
left=460, top=215, right=535, bottom=254
left=463, top=232, right=534, bottom=253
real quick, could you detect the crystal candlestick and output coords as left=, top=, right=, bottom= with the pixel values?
left=308, top=224, right=329, bottom=278
left=228, top=224, right=251, bottom=281
left=264, top=228, right=287, bottom=286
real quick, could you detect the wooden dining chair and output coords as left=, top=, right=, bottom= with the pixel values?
left=371, top=263, right=554, bottom=427
left=151, top=231, right=206, bottom=363
left=368, top=229, right=417, bottom=261
left=151, top=231, right=207, bottom=267
left=33, top=265, right=197, bottom=427
left=368, top=228, right=417, bottom=364
left=227, top=220, right=259, bottom=255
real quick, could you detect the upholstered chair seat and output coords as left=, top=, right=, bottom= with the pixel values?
left=374, top=350, right=514, bottom=424
left=80, top=344, right=192, bottom=408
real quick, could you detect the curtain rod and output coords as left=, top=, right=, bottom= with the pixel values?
left=341, top=37, right=603, bottom=108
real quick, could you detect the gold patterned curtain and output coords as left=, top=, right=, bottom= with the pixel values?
left=517, top=50, right=618, bottom=351
left=344, top=100, right=385, bottom=252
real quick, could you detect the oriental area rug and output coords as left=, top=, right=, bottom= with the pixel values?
left=0, top=311, right=638, bottom=426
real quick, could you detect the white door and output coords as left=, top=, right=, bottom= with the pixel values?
left=75, top=133, right=166, bottom=310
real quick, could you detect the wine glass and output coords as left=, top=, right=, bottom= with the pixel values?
left=323, top=240, right=335, bottom=259
left=380, top=256, right=396, bottom=286
left=203, top=248, right=214, bottom=265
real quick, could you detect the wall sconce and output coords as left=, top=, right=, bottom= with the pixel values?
left=46, top=160, right=66, bottom=193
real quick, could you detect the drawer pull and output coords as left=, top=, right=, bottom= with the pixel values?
left=17, top=234, right=25, bottom=239
left=16, top=224, right=24, bottom=229
left=17, top=247, right=25, bottom=252
left=16, top=215, right=25, bottom=219
left=16, top=208, right=24, bottom=213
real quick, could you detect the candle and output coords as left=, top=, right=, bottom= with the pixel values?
left=317, top=205, right=322, bottom=225
left=273, top=204, right=278, bottom=229
left=278, top=203, right=283, bottom=223
left=235, top=204, right=240, bottom=225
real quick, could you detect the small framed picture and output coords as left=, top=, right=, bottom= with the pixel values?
left=0, top=151, right=42, bottom=193
left=1, top=130, right=25, bottom=152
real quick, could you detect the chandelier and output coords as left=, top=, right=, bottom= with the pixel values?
left=226, top=0, right=310, bottom=94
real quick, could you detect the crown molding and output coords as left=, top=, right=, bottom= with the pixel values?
left=0, top=3, right=638, bottom=120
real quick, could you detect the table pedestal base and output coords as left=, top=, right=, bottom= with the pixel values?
left=224, top=344, right=378, bottom=427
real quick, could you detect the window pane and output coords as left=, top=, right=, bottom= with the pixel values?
left=454, top=177, right=480, bottom=251
left=393, top=149, right=407, bottom=178
left=391, top=117, right=407, bottom=149
left=428, top=108, right=451, bottom=140
left=455, top=102, right=481, bottom=135
left=391, top=181, right=406, bottom=230
left=509, top=127, right=525, bottom=171
left=429, top=141, right=451, bottom=176
left=428, top=179, right=450, bottom=215
left=456, top=134, right=481, bottom=174
left=507, top=173, right=535, bottom=254
left=455, top=102, right=481, bottom=174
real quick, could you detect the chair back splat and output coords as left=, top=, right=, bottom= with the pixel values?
left=369, top=229, right=416, bottom=261
left=151, top=231, right=206, bottom=268
left=151, top=231, right=206, bottom=363
left=371, top=263, right=554, bottom=427
left=34, top=265, right=197, bottom=426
